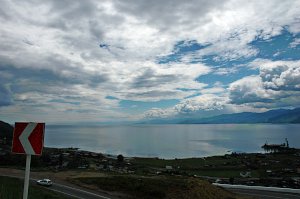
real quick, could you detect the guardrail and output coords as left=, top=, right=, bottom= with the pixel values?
left=213, top=183, right=300, bottom=194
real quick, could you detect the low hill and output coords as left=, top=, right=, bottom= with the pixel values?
left=268, top=108, right=300, bottom=123
left=70, top=176, right=245, bottom=199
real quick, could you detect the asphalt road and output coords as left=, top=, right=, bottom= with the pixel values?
left=47, top=181, right=300, bottom=199
left=0, top=173, right=116, bottom=199
left=43, top=182, right=113, bottom=199
left=228, top=188, right=300, bottom=199
left=2, top=172, right=300, bottom=199
left=32, top=178, right=300, bottom=199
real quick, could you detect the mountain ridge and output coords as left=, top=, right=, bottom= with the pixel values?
left=179, top=108, right=300, bottom=124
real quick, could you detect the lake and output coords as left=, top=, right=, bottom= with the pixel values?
left=45, top=124, right=300, bottom=159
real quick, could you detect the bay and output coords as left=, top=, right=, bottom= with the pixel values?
left=45, top=124, right=300, bottom=159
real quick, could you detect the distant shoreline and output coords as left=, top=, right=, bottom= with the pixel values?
left=44, top=146, right=299, bottom=160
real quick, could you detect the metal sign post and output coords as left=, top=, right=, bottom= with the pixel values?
left=23, top=154, right=31, bottom=199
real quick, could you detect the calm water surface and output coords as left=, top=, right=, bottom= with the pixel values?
left=45, top=124, right=300, bottom=159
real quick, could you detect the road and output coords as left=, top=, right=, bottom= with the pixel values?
left=229, top=188, right=300, bottom=199
left=47, top=180, right=300, bottom=199
left=43, top=181, right=113, bottom=199
left=2, top=171, right=300, bottom=199
left=0, top=173, right=117, bottom=199
left=213, top=183, right=300, bottom=199
left=50, top=183, right=300, bottom=199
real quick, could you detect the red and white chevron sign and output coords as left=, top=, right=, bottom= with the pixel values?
left=12, top=122, right=45, bottom=155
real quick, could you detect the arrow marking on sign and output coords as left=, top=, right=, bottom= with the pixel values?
left=19, top=123, right=37, bottom=154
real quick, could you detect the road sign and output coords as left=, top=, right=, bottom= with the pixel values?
left=12, top=122, right=45, bottom=155
left=11, top=122, right=45, bottom=199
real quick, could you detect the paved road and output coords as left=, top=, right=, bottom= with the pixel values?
left=0, top=174, right=116, bottom=199
left=229, top=188, right=300, bottom=199
left=3, top=172, right=300, bottom=199
left=213, top=183, right=300, bottom=199
left=48, top=181, right=300, bottom=199
left=43, top=181, right=113, bottom=199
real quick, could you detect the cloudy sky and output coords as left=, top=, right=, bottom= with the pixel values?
left=1, top=0, right=300, bottom=124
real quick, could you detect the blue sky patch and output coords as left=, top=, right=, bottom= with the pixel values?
left=196, top=67, right=259, bottom=86
left=195, top=29, right=299, bottom=86
left=250, top=29, right=300, bottom=61
left=157, top=40, right=210, bottom=64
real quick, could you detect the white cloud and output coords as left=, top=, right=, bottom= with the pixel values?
left=229, top=59, right=300, bottom=108
left=200, top=86, right=226, bottom=94
left=174, top=94, right=228, bottom=114
left=229, top=76, right=278, bottom=104
left=2, top=0, right=299, bottom=66
left=141, top=58, right=300, bottom=119
left=259, top=60, right=300, bottom=91
left=143, top=108, right=172, bottom=119
left=290, top=38, right=300, bottom=48
left=179, top=0, right=300, bottom=61
left=142, top=94, right=231, bottom=119
left=1, top=0, right=300, bottom=122
left=214, top=67, right=238, bottom=75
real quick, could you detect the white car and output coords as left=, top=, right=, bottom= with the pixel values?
left=36, top=179, right=53, bottom=186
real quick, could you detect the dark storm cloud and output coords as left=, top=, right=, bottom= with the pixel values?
left=0, top=61, right=109, bottom=96
left=45, top=0, right=123, bottom=40
left=131, top=68, right=178, bottom=88
left=0, top=66, right=109, bottom=89
left=114, top=0, right=228, bottom=30
left=126, top=90, right=179, bottom=98
left=0, top=1, right=11, bottom=20
left=48, top=0, right=97, bottom=20
left=0, top=85, right=13, bottom=106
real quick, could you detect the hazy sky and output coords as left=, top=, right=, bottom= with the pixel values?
left=1, top=0, right=300, bottom=123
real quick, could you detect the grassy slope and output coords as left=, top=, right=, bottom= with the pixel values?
left=0, top=176, right=74, bottom=199
left=70, top=175, right=245, bottom=199
left=131, top=157, right=259, bottom=178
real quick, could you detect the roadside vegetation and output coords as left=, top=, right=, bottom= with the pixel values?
left=0, top=176, right=73, bottom=199
left=70, top=175, right=245, bottom=199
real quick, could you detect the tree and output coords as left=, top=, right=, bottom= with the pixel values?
left=117, top=154, right=124, bottom=163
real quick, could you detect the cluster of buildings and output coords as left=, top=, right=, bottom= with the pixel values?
left=43, top=148, right=135, bottom=174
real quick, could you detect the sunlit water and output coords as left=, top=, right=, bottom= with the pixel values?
left=45, top=124, right=300, bottom=159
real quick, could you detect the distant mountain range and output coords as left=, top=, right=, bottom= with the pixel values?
left=1, top=108, right=300, bottom=130
left=140, top=107, right=300, bottom=124
left=180, top=108, right=300, bottom=124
